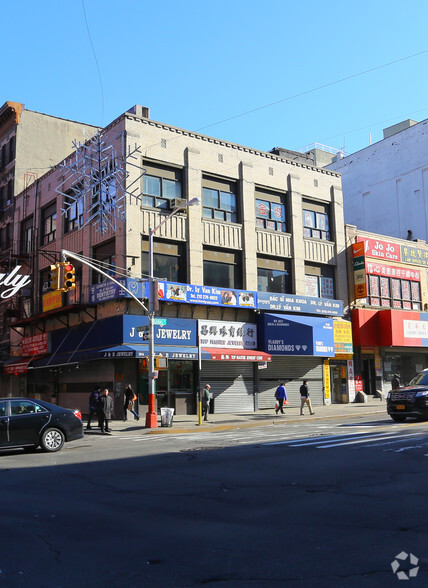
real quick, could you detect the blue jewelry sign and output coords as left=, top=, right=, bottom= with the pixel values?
left=123, top=316, right=197, bottom=346
left=257, top=292, right=343, bottom=316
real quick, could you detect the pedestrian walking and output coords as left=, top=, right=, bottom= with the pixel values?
left=202, top=384, right=211, bottom=421
left=300, top=379, right=315, bottom=415
left=275, top=382, right=287, bottom=414
left=123, top=384, right=140, bottom=421
left=391, top=374, right=401, bottom=390
left=99, top=388, right=113, bottom=433
left=86, top=386, right=101, bottom=430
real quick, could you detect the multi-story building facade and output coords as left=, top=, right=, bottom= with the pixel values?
left=346, top=224, right=428, bottom=396
left=5, top=104, right=352, bottom=414
left=327, top=118, right=428, bottom=242
left=0, top=101, right=98, bottom=380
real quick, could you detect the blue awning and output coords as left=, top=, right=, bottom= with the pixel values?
left=31, top=344, right=199, bottom=368
left=257, top=313, right=335, bottom=356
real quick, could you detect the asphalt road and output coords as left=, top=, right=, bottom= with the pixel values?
left=0, top=415, right=427, bottom=587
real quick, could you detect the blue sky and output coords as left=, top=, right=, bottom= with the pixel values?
left=3, top=0, right=428, bottom=156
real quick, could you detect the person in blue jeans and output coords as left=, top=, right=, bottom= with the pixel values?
left=123, top=384, right=140, bottom=421
left=275, top=382, right=287, bottom=414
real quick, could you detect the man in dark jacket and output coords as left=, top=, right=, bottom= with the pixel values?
left=86, top=386, right=101, bottom=430
left=300, top=379, right=315, bottom=416
left=391, top=374, right=401, bottom=390
left=99, top=388, right=113, bottom=434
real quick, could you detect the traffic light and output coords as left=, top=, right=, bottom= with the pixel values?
left=48, top=263, right=61, bottom=291
left=62, top=262, right=76, bottom=292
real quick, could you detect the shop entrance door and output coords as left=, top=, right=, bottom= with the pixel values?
left=362, top=357, right=376, bottom=395
left=331, top=365, right=342, bottom=403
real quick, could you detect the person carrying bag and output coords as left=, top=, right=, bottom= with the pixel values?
left=123, top=384, right=140, bottom=421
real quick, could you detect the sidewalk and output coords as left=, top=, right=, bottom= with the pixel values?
left=107, top=399, right=387, bottom=436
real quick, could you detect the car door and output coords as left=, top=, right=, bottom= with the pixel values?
left=8, top=400, right=50, bottom=446
left=0, top=400, right=8, bottom=445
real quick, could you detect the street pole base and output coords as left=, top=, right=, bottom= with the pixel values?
left=145, top=412, right=158, bottom=428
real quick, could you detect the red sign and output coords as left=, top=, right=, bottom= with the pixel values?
left=358, top=237, right=401, bottom=261
left=4, top=359, right=31, bottom=375
left=22, top=333, right=48, bottom=357
left=354, top=376, right=363, bottom=392
left=365, top=261, right=420, bottom=281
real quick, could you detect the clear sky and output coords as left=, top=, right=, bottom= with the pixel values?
left=3, top=0, right=428, bottom=156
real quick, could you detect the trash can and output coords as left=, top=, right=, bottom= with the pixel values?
left=160, top=407, right=174, bottom=427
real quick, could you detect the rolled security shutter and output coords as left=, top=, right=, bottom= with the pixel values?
left=200, top=361, right=254, bottom=413
left=257, top=356, right=323, bottom=409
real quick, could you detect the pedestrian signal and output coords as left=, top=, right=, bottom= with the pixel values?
left=139, top=358, right=149, bottom=371
left=62, top=263, right=76, bottom=291
left=48, top=263, right=61, bottom=291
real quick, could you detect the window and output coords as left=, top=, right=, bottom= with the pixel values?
left=367, top=275, right=421, bottom=309
left=64, top=187, right=84, bottom=233
left=256, top=199, right=286, bottom=231
left=21, top=216, right=34, bottom=254
left=255, top=187, right=287, bottom=232
left=93, top=241, right=116, bottom=284
left=305, top=264, right=335, bottom=299
left=303, top=200, right=330, bottom=240
left=257, top=257, right=291, bottom=293
left=142, top=161, right=182, bottom=210
left=41, top=202, right=57, bottom=245
left=0, top=401, right=6, bottom=417
left=142, top=240, right=186, bottom=282
left=202, top=176, right=238, bottom=223
left=203, top=248, right=241, bottom=289
left=10, top=400, right=46, bottom=415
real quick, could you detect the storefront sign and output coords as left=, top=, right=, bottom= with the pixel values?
left=323, top=360, right=331, bottom=403
left=4, top=359, right=31, bottom=375
left=354, top=375, right=363, bottom=392
left=347, top=360, right=356, bottom=402
left=257, top=292, right=343, bottom=316
left=358, top=237, right=401, bottom=261
left=0, top=265, right=31, bottom=299
left=89, top=278, right=144, bottom=303
left=123, top=316, right=197, bottom=346
left=333, top=320, right=353, bottom=355
left=42, top=290, right=63, bottom=312
left=259, top=313, right=334, bottom=356
left=22, top=333, right=49, bottom=357
left=365, top=261, right=420, bottom=281
left=198, top=320, right=257, bottom=349
left=403, top=319, right=428, bottom=339
left=401, top=244, right=428, bottom=267
left=157, top=281, right=256, bottom=309
left=352, top=242, right=367, bottom=299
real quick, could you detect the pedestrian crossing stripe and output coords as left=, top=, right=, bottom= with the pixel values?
left=265, top=431, right=423, bottom=449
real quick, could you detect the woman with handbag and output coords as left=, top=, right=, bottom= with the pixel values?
left=123, top=384, right=140, bottom=421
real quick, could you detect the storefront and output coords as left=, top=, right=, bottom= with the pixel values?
left=29, top=315, right=199, bottom=416
left=198, top=319, right=271, bottom=413
left=256, top=313, right=335, bottom=408
left=352, top=308, right=428, bottom=395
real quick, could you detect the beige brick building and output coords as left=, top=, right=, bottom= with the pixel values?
left=6, top=105, right=349, bottom=414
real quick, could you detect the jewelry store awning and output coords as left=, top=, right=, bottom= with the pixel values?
left=31, top=344, right=199, bottom=368
left=201, top=348, right=272, bottom=361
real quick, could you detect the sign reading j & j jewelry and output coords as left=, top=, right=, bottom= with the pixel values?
left=0, top=266, right=31, bottom=299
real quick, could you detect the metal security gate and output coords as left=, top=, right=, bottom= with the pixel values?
left=257, top=356, right=323, bottom=409
left=200, top=361, right=255, bottom=413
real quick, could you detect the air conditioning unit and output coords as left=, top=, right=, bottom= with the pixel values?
left=169, top=198, right=187, bottom=210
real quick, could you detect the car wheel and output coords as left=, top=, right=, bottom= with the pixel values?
left=391, top=415, right=406, bottom=423
left=40, top=428, right=65, bottom=452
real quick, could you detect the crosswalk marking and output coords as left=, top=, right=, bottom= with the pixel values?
left=317, top=432, right=421, bottom=448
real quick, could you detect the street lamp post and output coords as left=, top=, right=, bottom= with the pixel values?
left=145, top=197, right=200, bottom=428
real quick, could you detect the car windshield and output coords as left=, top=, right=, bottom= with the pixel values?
left=409, top=371, right=428, bottom=386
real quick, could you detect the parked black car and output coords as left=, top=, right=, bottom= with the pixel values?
left=0, top=397, right=84, bottom=452
left=387, top=369, right=428, bottom=422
